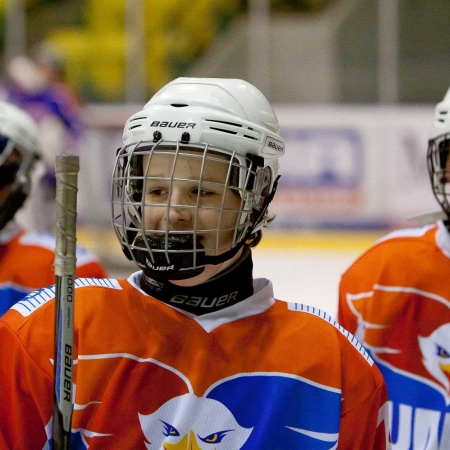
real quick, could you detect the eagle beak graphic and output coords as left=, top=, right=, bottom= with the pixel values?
left=418, top=328, right=450, bottom=397
left=164, top=430, right=202, bottom=450
left=440, top=363, right=450, bottom=374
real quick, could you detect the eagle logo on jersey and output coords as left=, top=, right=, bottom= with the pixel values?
left=53, top=353, right=341, bottom=449
left=139, top=394, right=253, bottom=448
left=347, top=284, right=450, bottom=402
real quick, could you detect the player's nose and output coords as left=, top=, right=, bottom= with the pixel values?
left=165, top=188, right=194, bottom=223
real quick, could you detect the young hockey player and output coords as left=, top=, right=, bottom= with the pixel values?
left=0, top=101, right=106, bottom=316
left=0, top=78, right=390, bottom=449
left=338, top=87, right=450, bottom=448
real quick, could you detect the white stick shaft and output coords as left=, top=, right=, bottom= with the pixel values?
left=53, top=154, right=79, bottom=449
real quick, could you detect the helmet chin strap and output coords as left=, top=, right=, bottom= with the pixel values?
left=130, top=233, right=246, bottom=281
left=139, top=239, right=246, bottom=281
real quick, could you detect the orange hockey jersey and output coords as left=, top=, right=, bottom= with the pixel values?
left=0, top=272, right=390, bottom=449
left=339, top=221, right=450, bottom=448
left=0, top=221, right=106, bottom=316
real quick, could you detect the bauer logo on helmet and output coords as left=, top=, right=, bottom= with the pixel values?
left=263, top=136, right=285, bottom=156
left=150, top=121, right=196, bottom=129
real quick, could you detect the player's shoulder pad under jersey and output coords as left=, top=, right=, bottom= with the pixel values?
left=19, top=231, right=102, bottom=266
left=374, top=223, right=435, bottom=246
left=10, top=278, right=122, bottom=317
left=288, top=302, right=374, bottom=366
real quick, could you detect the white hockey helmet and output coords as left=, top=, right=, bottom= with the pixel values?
left=427, top=87, right=450, bottom=220
left=0, top=101, right=42, bottom=230
left=112, top=77, right=285, bottom=280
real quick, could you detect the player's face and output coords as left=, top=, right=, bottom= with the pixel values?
left=141, top=150, right=243, bottom=282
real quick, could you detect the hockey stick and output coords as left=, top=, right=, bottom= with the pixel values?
left=52, top=155, right=79, bottom=449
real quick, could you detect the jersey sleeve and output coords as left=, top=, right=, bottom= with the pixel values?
left=0, top=320, right=52, bottom=448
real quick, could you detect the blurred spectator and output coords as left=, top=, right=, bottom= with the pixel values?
left=0, top=46, right=84, bottom=233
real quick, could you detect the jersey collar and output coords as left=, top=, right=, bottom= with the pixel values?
left=126, top=270, right=275, bottom=332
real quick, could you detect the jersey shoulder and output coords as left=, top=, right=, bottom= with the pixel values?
left=8, top=277, right=122, bottom=319
left=374, top=223, right=437, bottom=246
left=344, top=223, right=438, bottom=271
left=286, top=302, right=373, bottom=366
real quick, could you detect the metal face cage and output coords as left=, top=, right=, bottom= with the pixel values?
left=428, top=133, right=450, bottom=219
left=111, top=139, right=267, bottom=279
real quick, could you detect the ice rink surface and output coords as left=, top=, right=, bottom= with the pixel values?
left=80, top=228, right=384, bottom=321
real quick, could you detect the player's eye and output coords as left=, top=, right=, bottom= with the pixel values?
left=147, top=188, right=168, bottom=197
left=192, top=188, right=215, bottom=196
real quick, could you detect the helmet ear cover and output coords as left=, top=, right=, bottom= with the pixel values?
left=248, top=173, right=280, bottom=234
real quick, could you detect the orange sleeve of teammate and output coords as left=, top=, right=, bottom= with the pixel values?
left=0, top=320, right=52, bottom=448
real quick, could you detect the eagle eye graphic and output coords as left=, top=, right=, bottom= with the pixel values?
left=160, top=420, right=180, bottom=437
left=436, top=345, right=450, bottom=358
left=140, top=394, right=253, bottom=447
left=199, top=430, right=232, bottom=443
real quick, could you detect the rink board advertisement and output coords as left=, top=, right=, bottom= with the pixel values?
left=271, top=125, right=365, bottom=228
left=81, top=104, right=437, bottom=230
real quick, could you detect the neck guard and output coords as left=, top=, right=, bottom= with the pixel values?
left=140, top=246, right=254, bottom=315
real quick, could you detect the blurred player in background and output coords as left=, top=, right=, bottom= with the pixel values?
left=0, top=47, right=84, bottom=233
left=0, top=78, right=390, bottom=448
left=338, top=87, right=450, bottom=448
left=0, top=101, right=106, bottom=316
